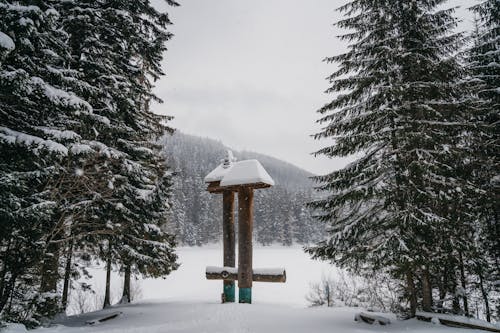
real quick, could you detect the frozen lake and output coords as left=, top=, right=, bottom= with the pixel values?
left=77, top=245, right=338, bottom=310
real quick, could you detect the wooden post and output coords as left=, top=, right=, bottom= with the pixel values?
left=222, top=190, right=235, bottom=302
left=238, top=187, right=254, bottom=303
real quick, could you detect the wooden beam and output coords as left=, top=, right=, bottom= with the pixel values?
left=86, top=311, right=123, bottom=325
left=206, top=267, right=286, bottom=283
left=207, top=182, right=271, bottom=193
left=416, top=312, right=500, bottom=332
left=222, top=190, right=235, bottom=302
left=253, top=270, right=286, bottom=283
left=238, top=187, right=253, bottom=303
left=354, top=312, right=391, bottom=325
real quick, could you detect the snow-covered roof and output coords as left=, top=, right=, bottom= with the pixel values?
left=204, top=153, right=274, bottom=187
left=220, top=159, right=274, bottom=187
left=204, top=163, right=231, bottom=183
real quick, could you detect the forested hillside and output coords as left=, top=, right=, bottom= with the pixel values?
left=160, top=132, right=324, bottom=246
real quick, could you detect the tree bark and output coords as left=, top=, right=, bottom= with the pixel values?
left=0, top=275, right=16, bottom=315
left=121, top=263, right=131, bottom=304
left=406, top=271, right=417, bottom=317
left=421, top=268, right=433, bottom=312
left=103, top=243, right=112, bottom=309
left=438, top=267, right=448, bottom=309
left=0, top=239, right=12, bottom=313
left=40, top=241, right=61, bottom=293
left=458, top=252, right=469, bottom=316
left=39, top=237, right=62, bottom=317
left=61, top=239, right=74, bottom=310
left=478, top=267, right=491, bottom=322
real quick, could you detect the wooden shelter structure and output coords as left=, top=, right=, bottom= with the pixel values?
left=204, top=151, right=286, bottom=304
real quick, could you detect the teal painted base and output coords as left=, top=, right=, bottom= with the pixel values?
left=239, top=287, right=252, bottom=304
left=223, top=283, right=235, bottom=303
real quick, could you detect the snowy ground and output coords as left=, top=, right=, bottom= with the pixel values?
left=34, top=302, right=471, bottom=333
left=13, top=246, right=493, bottom=332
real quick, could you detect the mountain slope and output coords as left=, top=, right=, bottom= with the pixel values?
left=160, top=132, right=323, bottom=245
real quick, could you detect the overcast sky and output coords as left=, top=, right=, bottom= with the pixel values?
left=152, top=0, right=476, bottom=175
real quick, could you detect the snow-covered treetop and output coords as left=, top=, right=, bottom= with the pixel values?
left=204, top=155, right=275, bottom=187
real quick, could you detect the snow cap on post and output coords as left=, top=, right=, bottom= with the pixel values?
left=220, top=159, right=274, bottom=187
left=204, top=153, right=274, bottom=192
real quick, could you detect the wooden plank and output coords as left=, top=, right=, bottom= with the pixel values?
left=207, top=182, right=271, bottom=193
left=416, top=312, right=500, bottom=332
left=86, top=311, right=122, bottom=325
left=206, top=181, right=223, bottom=193
left=354, top=312, right=391, bottom=325
left=253, top=272, right=286, bottom=283
left=206, top=269, right=286, bottom=283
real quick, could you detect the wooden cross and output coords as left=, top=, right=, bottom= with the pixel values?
left=204, top=155, right=286, bottom=304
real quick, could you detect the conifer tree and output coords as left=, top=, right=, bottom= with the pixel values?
left=57, top=0, right=180, bottom=306
left=466, top=0, right=500, bottom=320
left=308, top=0, right=469, bottom=316
left=0, top=1, right=96, bottom=324
left=1, top=0, right=179, bottom=323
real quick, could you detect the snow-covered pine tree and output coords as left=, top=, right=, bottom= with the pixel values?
left=466, top=0, right=500, bottom=321
left=0, top=1, right=96, bottom=325
left=308, top=0, right=470, bottom=316
left=58, top=0, right=179, bottom=305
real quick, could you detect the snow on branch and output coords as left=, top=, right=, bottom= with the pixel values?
left=0, top=126, right=68, bottom=155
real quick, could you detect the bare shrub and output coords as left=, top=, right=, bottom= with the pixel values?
left=306, top=270, right=400, bottom=312
left=130, top=279, right=143, bottom=302
left=67, top=283, right=120, bottom=315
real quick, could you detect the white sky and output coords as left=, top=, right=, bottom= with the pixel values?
left=152, top=0, right=476, bottom=175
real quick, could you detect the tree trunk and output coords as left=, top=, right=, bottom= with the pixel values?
left=40, top=241, right=61, bottom=293
left=452, top=283, right=461, bottom=314
left=406, top=270, right=417, bottom=317
left=121, top=263, right=131, bottom=304
left=103, top=243, right=112, bottom=309
left=62, top=239, right=74, bottom=310
left=478, top=267, right=491, bottom=322
left=0, top=239, right=12, bottom=313
left=39, top=237, right=62, bottom=317
left=422, top=268, right=433, bottom=312
left=0, top=275, right=16, bottom=314
left=437, top=267, right=448, bottom=312
left=458, top=252, right=469, bottom=316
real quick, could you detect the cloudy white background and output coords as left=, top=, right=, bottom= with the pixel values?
left=152, top=0, right=475, bottom=175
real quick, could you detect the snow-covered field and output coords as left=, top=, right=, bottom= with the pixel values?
left=15, top=246, right=491, bottom=332
left=136, top=245, right=337, bottom=306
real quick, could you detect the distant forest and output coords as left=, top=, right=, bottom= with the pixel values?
left=161, top=132, right=324, bottom=246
